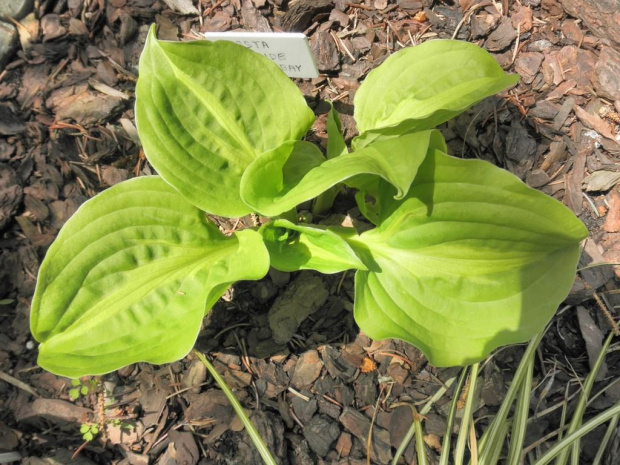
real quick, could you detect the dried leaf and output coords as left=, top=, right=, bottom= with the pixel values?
left=424, top=433, right=442, bottom=453
left=360, top=357, right=377, bottom=373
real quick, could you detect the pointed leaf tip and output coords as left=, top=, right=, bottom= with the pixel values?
left=31, top=177, right=269, bottom=377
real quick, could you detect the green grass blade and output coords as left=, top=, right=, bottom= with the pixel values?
left=392, top=415, right=416, bottom=465
left=558, top=383, right=570, bottom=442
left=506, top=353, right=534, bottom=464
left=439, top=368, right=469, bottom=465
left=592, top=412, right=619, bottom=465
left=478, top=332, right=543, bottom=462
left=534, top=401, right=620, bottom=465
left=194, top=350, right=277, bottom=465
left=455, top=363, right=480, bottom=465
left=555, top=330, right=614, bottom=465
left=392, top=375, right=457, bottom=465
left=413, top=406, right=429, bottom=465
left=421, top=375, right=458, bottom=415
left=487, top=421, right=511, bottom=464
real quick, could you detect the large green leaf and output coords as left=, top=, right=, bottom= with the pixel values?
left=260, top=219, right=366, bottom=274
left=344, top=149, right=587, bottom=366
left=30, top=177, right=269, bottom=377
left=353, top=40, right=518, bottom=149
left=241, top=131, right=441, bottom=217
left=135, top=26, right=315, bottom=217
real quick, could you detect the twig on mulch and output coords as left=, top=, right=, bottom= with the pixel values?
left=0, top=371, right=39, bottom=398
left=204, top=0, right=226, bottom=17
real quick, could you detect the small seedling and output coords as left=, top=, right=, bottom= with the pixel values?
left=79, top=423, right=99, bottom=442
left=111, top=418, right=135, bottom=433
left=69, top=378, right=98, bottom=401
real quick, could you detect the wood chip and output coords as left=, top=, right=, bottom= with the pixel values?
left=280, top=0, right=333, bottom=32
left=546, top=79, right=577, bottom=101
left=565, top=139, right=590, bottom=215
left=89, top=79, right=129, bottom=100
left=574, top=105, right=619, bottom=143
left=340, top=407, right=392, bottom=463
left=335, top=432, right=352, bottom=457
left=604, top=188, right=620, bottom=233
left=541, top=140, right=567, bottom=171
left=241, top=0, right=272, bottom=32
left=580, top=238, right=615, bottom=290
left=312, top=31, right=340, bottom=72
left=162, top=0, right=199, bottom=15
left=374, top=0, right=388, bottom=9
left=291, top=350, right=324, bottom=388
left=583, top=171, right=620, bottom=192
left=0, top=163, right=22, bottom=230
left=17, top=398, right=91, bottom=426
left=560, top=0, right=620, bottom=46
left=552, top=97, right=575, bottom=130
left=514, top=52, right=543, bottom=84
left=268, top=274, right=328, bottom=344
left=303, top=415, right=340, bottom=457
left=593, top=46, right=620, bottom=101
left=576, top=306, right=607, bottom=380
left=157, top=430, right=200, bottom=464
left=511, top=5, right=533, bottom=32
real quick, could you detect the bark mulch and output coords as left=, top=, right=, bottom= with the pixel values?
left=1, top=0, right=620, bottom=464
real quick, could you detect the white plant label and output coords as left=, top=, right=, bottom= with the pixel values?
left=203, top=32, right=319, bottom=78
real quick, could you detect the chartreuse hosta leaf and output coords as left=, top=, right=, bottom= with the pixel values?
left=353, top=40, right=519, bottom=149
left=135, top=26, right=315, bottom=217
left=241, top=130, right=443, bottom=217
left=30, top=177, right=269, bottom=378
left=342, top=149, right=587, bottom=366
left=260, top=219, right=366, bottom=274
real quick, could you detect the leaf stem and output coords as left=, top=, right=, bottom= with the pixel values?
left=312, top=186, right=340, bottom=216
left=279, top=207, right=298, bottom=223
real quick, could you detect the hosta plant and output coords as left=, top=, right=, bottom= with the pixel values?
left=30, top=26, right=587, bottom=378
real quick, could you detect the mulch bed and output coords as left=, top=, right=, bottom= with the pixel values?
left=1, top=0, right=620, bottom=463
